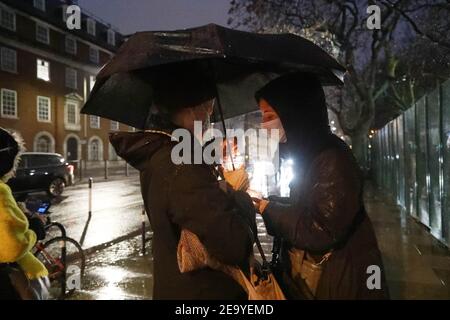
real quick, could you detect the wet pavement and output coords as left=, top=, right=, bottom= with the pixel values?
left=51, top=178, right=450, bottom=300
left=48, top=175, right=144, bottom=250
left=366, top=183, right=450, bottom=299
left=69, top=235, right=153, bottom=300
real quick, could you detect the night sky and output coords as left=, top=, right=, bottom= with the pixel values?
left=78, top=0, right=231, bottom=35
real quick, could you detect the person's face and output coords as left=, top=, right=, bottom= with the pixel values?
left=258, top=98, right=287, bottom=143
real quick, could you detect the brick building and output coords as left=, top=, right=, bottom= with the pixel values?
left=0, top=0, right=129, bottom=164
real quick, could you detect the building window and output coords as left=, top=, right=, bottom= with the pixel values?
left=37, top=96, right=51, bottom=122
left=110, top=121, right=119, bottom=131
left=107, top=29, right=115, bottom=46
left=36, top=23, right=50, bottom=44
left=65, top=36, right=77, bottom=55
left=65, top=67, right=77, bottom=89
left=0, top=7, right=15, bottom=31
left=1, top=88, right=17, bottom=118
left=89, top=75, right=96, bottom=92
left=65, top=101, right=80, bottom=130
left=35, top=135, right=52, bottom=153
left=1, top=47, right=17, bottom=73
left=87, top=18, right=96, bottom=36
left=37, top=59, right=50, bottom=81
left=33, top=0, right=46, bottom=11
left=88, top=138, right=103, bottom=161
left=89, top=47, right=99, bottom=64
left=90, top=115, right=100, bottom=129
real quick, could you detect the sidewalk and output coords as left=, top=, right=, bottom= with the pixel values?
left=365, top=183, right=450, bottom=299
left=72, top=182, right=450, bottom=300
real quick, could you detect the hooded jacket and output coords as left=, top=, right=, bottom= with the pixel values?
left=110, top=130, right=255, bottom=299
left=0, top=128, right=48, bottom=282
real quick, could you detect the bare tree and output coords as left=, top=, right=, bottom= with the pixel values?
left=228, top=0, right=450, bottom=164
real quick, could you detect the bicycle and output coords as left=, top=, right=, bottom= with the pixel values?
left=26, top=199, right=86, bottom=299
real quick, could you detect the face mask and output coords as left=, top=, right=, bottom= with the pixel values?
left=262, top=118, right=287, bottom=143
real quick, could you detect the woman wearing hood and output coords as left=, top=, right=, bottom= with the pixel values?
left=0, top=128, right=49, bottom=299
left=110, top=70, right=256, bottom=300
left=254, top=73, right=389, bottom=300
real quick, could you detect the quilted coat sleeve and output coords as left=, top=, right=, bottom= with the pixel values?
left=263, top=148, right=362, bottom=252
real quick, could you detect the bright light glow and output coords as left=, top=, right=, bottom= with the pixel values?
left=330, top=120, right=335, bottom=125
left=249, top=161, right=274, bottom=198
left=340, top=136, right=345, bottom=140
left=331, top=126, right=337, bottom=131
left=279, top=158, right=294, bottom=197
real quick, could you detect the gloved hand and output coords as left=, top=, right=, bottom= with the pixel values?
left=223, top=166, right=249, bottom=191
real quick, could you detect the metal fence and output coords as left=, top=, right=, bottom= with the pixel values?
left=372, top=79, right=450, bottom=247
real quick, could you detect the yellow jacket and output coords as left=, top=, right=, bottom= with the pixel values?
left=0, top=181, right=48, bottom=279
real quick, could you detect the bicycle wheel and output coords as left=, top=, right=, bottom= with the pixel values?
left=35, top=236, right=86, bottom=299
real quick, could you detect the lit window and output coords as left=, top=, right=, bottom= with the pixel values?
left=107, top=29, right=115, bottom=46
left=37, top=96, right=51, bottom=122
left=110, top=121, right=119, bottom=131
left=65, top=67, right=77, bottom=89
left=1, top=47, right=17, bottom=73
left=0, top=7, right=15, bottom=31
left=36, top=23, right=50, bottom=44
left=36, top=59, right=50, bottom=81
left=66, top=101, right=78, bottom=125
left=65, top=36, right=77, bottom=55
left=33, top=0, right=46, bottom=11
left=90, top=115, right=100, bottom=129
left=1, top=88, right=17, bottom=118
left=89, top=75, right=96, bottom=92
left=87, top=18, right=96, bottom=36
left=89, top=47, right=99, bottom=64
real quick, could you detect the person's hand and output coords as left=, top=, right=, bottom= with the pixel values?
left=223, top=166, right=249, bottom=191
left=253, top=198, right=269, bottom=215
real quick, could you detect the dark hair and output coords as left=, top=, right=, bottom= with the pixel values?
left=0, top=128, right=20, bottom=178
left=151, top=64, right=216, bottom=118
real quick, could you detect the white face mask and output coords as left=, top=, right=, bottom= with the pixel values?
left=262, top=118, right=287, bottom=143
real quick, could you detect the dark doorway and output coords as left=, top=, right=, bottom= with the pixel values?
left=67, top=137, right=78, bottom=161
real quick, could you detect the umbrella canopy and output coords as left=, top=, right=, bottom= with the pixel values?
left=82, top=24, right=346, bottom=129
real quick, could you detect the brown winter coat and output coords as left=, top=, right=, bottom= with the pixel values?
left=110, top=130, right=255, bottom=299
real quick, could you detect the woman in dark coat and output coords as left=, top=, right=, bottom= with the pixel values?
left=110, top=72, right=255, bottom=300
left=255, top=73, right=389, bottom=300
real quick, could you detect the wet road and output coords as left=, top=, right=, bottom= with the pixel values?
left=49, top=176, right=145, bottom=250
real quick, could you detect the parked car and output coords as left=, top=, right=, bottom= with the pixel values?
left=8, top=152, right=74, bottom=197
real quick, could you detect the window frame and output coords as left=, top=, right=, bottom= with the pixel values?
left=90, top=115, right=100, bottom=129
left=86, top=18, right=96, bottom=36
left=65, top=36, right=77, bottom=55
left=0, top=88, right=18, bottom=119
left=89, top=47, right=99, bottom=64
left=65, top=67, right=78, bottom=89
left=0, top=7, right=16, bottom=32
left=36, top=95, right=51, bottom=123
left=36, top=23, right=50, bottom=45
left=107, top=29, right=116, bottom=46
left=33, top=0, right=46, bottom=12
left=0, top=46, right=17, bottom=73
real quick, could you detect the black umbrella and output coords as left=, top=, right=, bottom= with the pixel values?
left=81, top=23, right=345, bottom=129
